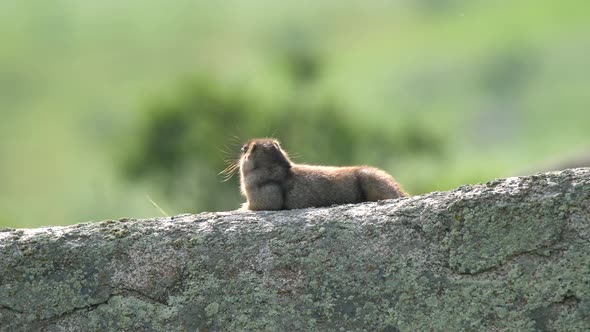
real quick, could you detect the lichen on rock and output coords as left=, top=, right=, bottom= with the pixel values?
left=1, top=168, right=589, bottom=331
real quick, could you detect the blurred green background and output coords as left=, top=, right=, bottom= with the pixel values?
left=1, top=0, right=589, bottom=228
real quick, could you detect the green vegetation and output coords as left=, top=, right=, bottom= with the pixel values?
left=1, top=0, right=589, bottom=227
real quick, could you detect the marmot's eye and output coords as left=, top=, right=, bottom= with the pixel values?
left=241, top=144, right=248, bottom=154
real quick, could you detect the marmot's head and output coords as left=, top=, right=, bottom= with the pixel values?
left=239, top=138, right=292, bottom=174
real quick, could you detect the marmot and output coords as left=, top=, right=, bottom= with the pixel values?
left=234, top=138, right=407, bottom=211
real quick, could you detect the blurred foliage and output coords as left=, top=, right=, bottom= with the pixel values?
left=1, top=0, right=589, bottom=227
left=123, top=47, right=444, bottom=212
left=481, top=45, right=538, bottom=99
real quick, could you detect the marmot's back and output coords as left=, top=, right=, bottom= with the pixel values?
left=284, top=165, right=406, bottom=209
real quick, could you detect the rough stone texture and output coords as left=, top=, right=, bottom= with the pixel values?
left=1, top=168, right=589, bottom=331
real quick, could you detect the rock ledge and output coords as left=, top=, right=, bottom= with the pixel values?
left=1, top=168, right=589, bottom=331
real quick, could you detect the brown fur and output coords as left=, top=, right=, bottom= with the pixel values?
left=239, top=138, right=408, bottom=211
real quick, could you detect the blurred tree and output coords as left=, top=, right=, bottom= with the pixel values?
left=121, top=48, right=445, bottom=213
left=414, top=0, right=461, bottom=14
left=481, top=44, right=538, bottom=100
